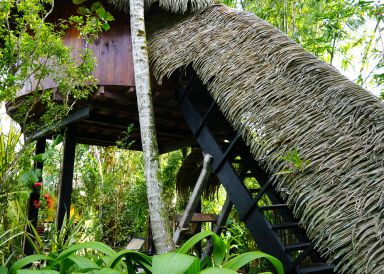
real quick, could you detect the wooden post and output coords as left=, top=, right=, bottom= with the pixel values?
left=56, top=126, right=76, bottom=230
left=24, top=138, right=46, bottom=255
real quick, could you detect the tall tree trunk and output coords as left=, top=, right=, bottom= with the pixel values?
left=129, top=0, right=175, bottom=253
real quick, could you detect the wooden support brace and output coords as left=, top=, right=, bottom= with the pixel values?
left=27, top=106, right=90, bottom=143
left=212, top=132, right=240, bottom=173
left=177, top=74, right=196, bottom=104
left=240, top=180, right=272, bottom=222
left=193, top=101, right=216, bottom=138
left=173, top=154, right=213, bottom=245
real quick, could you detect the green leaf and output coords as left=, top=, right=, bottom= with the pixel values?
left=107, top=250, right=152, bottom=272
left=0, top=267, right=8, bottom=274
left=17, top=270, right=60, bottom=274
left=33, top=151, right=49, bottom=162
left=9, top=254, right=53, bottom=274
left=223, top=252, right=284, bottom=274
left=19, top=170, right=39, bottom=185
left=91, top=2, right=102, bottom=11
left=53, top=242, right=115, bottom=267
left=178, top=231, right=226, bottom=267
left=78, top=7, right=91, bottom=15
left=92, top=269, right=123, bottom=274
left=152, top=253, right=200, bottom=274
left=64, top=255, right=100, bottom=270
left=200, top=267, right=237, bottom=274
left=51, top=135, right=63, bottom=147
left=72, top=0, right=88, bottom=4
left=102, top=23, right=110, bottom=31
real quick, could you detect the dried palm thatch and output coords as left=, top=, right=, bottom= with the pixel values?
left=110, top=0, right=214, bottom=13
left=147, top=5, right=384, bottom=273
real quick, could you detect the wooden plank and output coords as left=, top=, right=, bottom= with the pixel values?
left=174, top=213, right=218, bottom=223
left=173, top=154, right=213, bottom=245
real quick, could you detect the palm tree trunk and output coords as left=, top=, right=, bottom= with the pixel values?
left=129, top=0, right=175, bottom=253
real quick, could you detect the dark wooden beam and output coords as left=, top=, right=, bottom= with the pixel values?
left=158, top=138, right=196, bottom=154
left=24, top=138, right=46, bottom=255
left=27, top=106, right=90, bottom=142
left=56, top=126, right=77, bottom=230
left=92, top=101, right=187, bottom=125
left=81, top=118, right=191, bottom=139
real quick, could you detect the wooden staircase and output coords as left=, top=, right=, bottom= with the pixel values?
left=174, top=76, right=335, bottom=274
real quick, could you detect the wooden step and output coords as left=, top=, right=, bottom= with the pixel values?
left=300, top=264, right=335, bottom=274
left=260, top=204, right=288, bottom=211
left=174, top=213, right=218, bottom=223
left=271, top=222, right=300, bottom=230
left=285, top=242, right=312, bottom=252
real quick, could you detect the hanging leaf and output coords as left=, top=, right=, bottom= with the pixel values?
left=51, top=135, right=64, bottom=147
left=33, top=152, right=49, bottom=163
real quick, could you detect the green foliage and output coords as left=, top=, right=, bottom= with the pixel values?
left=0, top=0, right=113, bottom=134
left=160, top=150, right=184, bottom=214
left=73, top=0, right=114, bottom=33
left=3, top=240, right=152, bottom=274
left=152, top=230, right=283, bottom=274
left=278, top=149, right=310, bottom=175
left=73, top=146, right=148, bottom=247
left=0, top=123, right=33, bottom=265
left=116, top=125, right=135, bottom=149
left=2, top=231, right=282, bottom=274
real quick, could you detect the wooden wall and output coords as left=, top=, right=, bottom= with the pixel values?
left=18, top=1, right=135, bottom=96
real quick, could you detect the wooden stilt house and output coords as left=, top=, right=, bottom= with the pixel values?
left=7, top=0, right=384, bottom=273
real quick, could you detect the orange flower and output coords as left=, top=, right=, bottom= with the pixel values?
left=34, top=182, right=42, bottom=188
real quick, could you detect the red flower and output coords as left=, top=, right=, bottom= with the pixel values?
left=43, top=194, right=53, bottom=208
left=34, top=182, right=42, bottom=188
left=32, top=200, right=41, bottom=209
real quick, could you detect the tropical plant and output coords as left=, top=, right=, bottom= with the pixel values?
left=1, top=230, right=283, bottom=274
left=153, top=230, right=283, bottom=274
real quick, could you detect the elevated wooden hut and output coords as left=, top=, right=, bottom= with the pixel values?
left=7, top=1, right=384, bottom=273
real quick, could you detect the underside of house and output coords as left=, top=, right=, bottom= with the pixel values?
left=7, top=1, right=384, bottom=273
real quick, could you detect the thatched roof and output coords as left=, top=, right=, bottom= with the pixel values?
left=145, top=5, right=384, bottom=274
left=110, top=0, right=213, bottom=13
